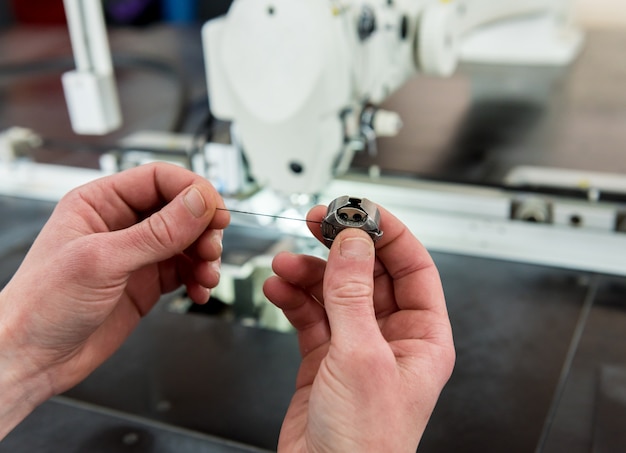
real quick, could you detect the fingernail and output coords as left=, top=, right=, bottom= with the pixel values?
left=184, top=186, right=206, bottom=218
left=340, top=237, right=374, bottom=260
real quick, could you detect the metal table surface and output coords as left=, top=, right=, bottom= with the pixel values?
left=1, top=24, right=626, bottom=452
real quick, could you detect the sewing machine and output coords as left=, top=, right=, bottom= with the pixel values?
left=204, top=0, right=582, bottom=196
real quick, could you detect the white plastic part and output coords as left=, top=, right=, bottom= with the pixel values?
left=350, top=1, right=413, bottom=104
left=418, top=3, right=459, bottom=77
left=323, top=177, right=626, bottom=277
left=0, top=127, right=42, bottom=163
left=219, top=0, right=326, bottom=124
left=372, top=110, right=403, bottom=137
left=452, top=0, right=556, bottom=34
left=459, top=14, right=583, bottom=66
left=62, top=71, right=121, bottom=135
left=62, top=0, right=121, bottom=135
left=203, top=18, right=234, bottom=119
left=418, top=0, right=581, bottom=74
left=203, top=0, right=352, bottom=195
left=204, top=142, right=248, bottom=195
left=505, top=166, right=626, bottom=194
left=0, top=161, right=103, bottom=202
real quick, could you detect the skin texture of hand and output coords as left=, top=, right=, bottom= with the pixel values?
left=263, top=204, right=455, bottom=453
left=0, top=163, right=229, bottom=438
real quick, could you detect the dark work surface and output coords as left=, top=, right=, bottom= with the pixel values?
left=0, top=397, right=268, bottom=453
left=421, top=253, right=589, bottom=453
left=591, top=365, right=626, bottom=453
left=541, top=278, right=626, bottom=453
left=62, top=306, right=301, bottom=451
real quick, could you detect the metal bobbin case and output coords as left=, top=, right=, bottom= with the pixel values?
left=321, top=196, right=383, bottom=247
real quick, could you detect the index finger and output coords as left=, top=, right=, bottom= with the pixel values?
left=306, top=202, right=446, bottom=315
left=78, top=162, right=230, bottom=232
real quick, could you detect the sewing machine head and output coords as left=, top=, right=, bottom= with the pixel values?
left=202, top=0, right=581, bottom=198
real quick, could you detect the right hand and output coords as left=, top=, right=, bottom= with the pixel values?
left=264, top=204, right=455, bottom=452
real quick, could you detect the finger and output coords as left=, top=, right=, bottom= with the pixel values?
left=186, top=282, right=212, bottom=305
left=106, top=182, right=224, bottom=272
left=263, top=275, right=330, bottom=356
left=190, top=258, right=221, bottom=290
left=124, top=264, right=166, bottom=315
left=270, top=251, right=326, bottom=303
left=264, top=252, right=330, bottom=355
left=158, top=256, right=184, bottom=294
left=187, top=228, right=224, bottom=262
left=263, top=275, right=325, bottom=326
left=323, top=228, right=382, bottom=348
left=175, top=254, right=214, bottom=304
left=306, top=205, right=326, bottom=242
left=306, top=204, right=395, bottom=318
left=309, top=202, right=445, bottom=315
left=373, top=205, right=446, bottom=315
left=79, top=162, right=229, bottom=230
left=156, top=254, right=217, bottom=303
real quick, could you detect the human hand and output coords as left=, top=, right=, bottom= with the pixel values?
left=0, top=163, right=229, bottom=436
left=263, top=203, right=455, bottom=452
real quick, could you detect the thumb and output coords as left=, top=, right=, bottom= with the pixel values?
left=323, top=228, right=381, bottom=348
left=109, top=184, right=217, bottom=271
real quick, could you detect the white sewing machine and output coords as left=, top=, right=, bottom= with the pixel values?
left=202, top=0, right=582, bottom=196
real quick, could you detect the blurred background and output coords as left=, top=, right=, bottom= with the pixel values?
left=0, top=0, right=230, bottom=26
left=1, top=0, right=624, bottom=28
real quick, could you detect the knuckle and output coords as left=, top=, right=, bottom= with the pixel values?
left=328, top=278, right=373, bottom=305
left=143, top=211, right=177, bottom=251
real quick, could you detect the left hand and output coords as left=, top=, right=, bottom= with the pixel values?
left=0, top=163, right=229, bottom=405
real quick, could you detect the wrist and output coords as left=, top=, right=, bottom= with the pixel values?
left=0, top=288, right=54, bottom=439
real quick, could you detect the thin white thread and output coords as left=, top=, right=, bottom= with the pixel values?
left=216, top=207, right=322, bottom=224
